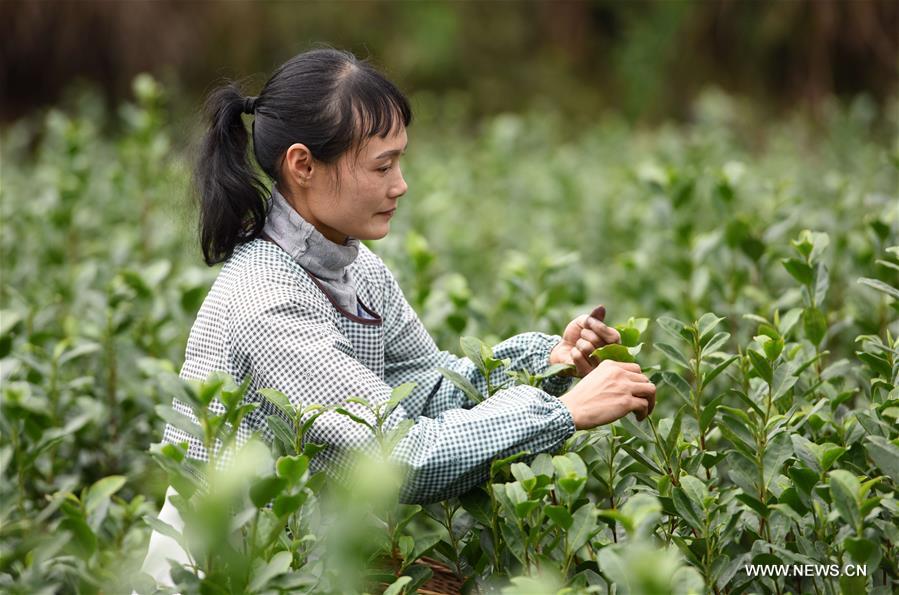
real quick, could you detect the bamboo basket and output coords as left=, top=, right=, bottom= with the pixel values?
left=376, top=550, right=464, bottom=595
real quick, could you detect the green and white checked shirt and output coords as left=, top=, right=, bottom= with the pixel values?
left=163, top=238, right=576, bottom=503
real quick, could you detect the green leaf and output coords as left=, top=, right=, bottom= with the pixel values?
left=219, top=375, right=250, bottom=412
left=61, top=516, right=97, bottom=558
left=617, top=326, right=641, bottom=347
left=672, top=486, right=703, bottom=533
left=829, top=470, right=862, bottom=533
left=276, top=455, right=309, bottom=484
left=617, top=415, right=655, bottom=442
left=155, top=405, right=204, bottom=441
left=250, top=476, right=288, bottom=508
left=437, top=367, right=484, bottom=404
left=333, top=407, right=373, bottom=429
left=143, top=514, right=185, bottom=547
left=790, top=434, right=822, bottom=473
left=85, top=475, right=126, bottom=516
left=514, top=500, right=540, bottom=518
left=680, top=475, right=709, bottom=511
left=57, top=342, right=101, bottom=366
left=782, top=258, right=814, bottom=285
left=619, top=492, right=662, bottom=536
left=699, top=394, right=725, bottom=433
left=384, top=382, right=416, bottom=415
left=490, top=450, right=529, bottom=477
left=820, top=446, right=848, bottom=472
left=460, top=488, right=491, bottom=526
left=553, top=453, right=587, bottom=478
left=266, top=416, right=297, bottom=452
left=702, top=331, right=730, bottom=354
left=697, top=313, right=725, bottom=343
left=735, top=492, right=768, bottom=518
left=248, top=550, right=293, bottom=592
left=658, top=371, right=692, bottom=405
left=788, top=466, right=819, bottom=497
left=411, top=533, right=442, bottom=562
left=510, top=462, right=537, bottom=492
left=258, top=388, right=296, bottom=418
left=272, top=492, right=308, bottom=517
left=591, top=343, right=636, bottom=363
left=383, top=576, right=412, bottom=595
left=814, top=262, right=830, bottom=305
left=843, top=537, right=878, bottom=566
left=858, top=277, right=899, bottom=300
left=540, top=363, right=573, bottom=378
left=657, top=316, right=693, bottom=343
left=864, top=436, right=899, bottom=482
left=0, top=309, right=22, bottom=337
left=398, top=534, right=415, bottom=562
left=545, top=504, right=573, bottom=529
left=621, top=443, right=663, bottom=474
left=747, top=350, right=773, bottom=384
left=557, top=476, right=587, bottom=496
left=664, top=406, right=686, bottom=457
left=763, top=433, right=793, bottom=491
left=755, top=334, right=783, bottom=361
left=803, top=307, right=827, bottom=346
left=460, top=336, right=488, bottom=372
left=655, top=342, right=690, bottom=368
left=566, top=504, right=597, bottom=555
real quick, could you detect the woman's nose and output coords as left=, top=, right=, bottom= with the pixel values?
left=389, top=172, right=408, bottom=199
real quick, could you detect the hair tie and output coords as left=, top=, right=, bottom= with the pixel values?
left=242, top=96, right=258, bottom=115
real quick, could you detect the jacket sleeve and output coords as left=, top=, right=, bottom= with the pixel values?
left=380, top=264, right=575, bottom=419
left=229, top=274, right=576, bottom=504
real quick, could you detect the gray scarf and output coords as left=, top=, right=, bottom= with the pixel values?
left=262, top=186, right=360, bottom=313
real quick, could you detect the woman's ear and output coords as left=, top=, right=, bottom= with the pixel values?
left=282, top=143, right=314, bottom=187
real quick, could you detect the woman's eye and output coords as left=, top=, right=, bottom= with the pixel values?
left=378, top=165, right=392, bottom=173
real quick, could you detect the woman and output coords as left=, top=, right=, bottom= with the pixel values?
left=142, top=47, right=655, bottom=585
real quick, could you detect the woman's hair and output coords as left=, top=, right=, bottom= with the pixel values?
left=194, top=48, right=413, bottom=265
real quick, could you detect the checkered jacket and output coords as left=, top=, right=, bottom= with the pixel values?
left=162, top=239, right=576, bottom=503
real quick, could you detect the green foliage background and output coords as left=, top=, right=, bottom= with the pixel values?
left=1, top=74, right=897, bottom=593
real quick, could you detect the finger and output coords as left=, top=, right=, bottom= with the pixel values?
left=576, top=338, right=598, bottom=362
left=623, top=370, right=650, bottom=383
left=630, top=396, right=650, bottom=421
left=586, top=317, right=621, bottom=344
left=607, top=361, right=642, bottom=374
left=631, top=384, right=656, bottom=415
left=589, top=305, right=606, bottom=322
left=631, top=382, right=656, bottom=399
left=571, top=347, right=593, bottom=377
left=579, top=327, right=602, bottom=346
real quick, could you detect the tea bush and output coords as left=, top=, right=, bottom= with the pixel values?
left=1, top=78, right=897, bottom=594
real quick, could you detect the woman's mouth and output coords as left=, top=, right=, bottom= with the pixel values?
left=378, top=208, right=397, bottom=217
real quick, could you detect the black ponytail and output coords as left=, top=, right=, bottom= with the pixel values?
left=193, top=48, right=412, bottom=266
left=194, top=83, right=268, bottom=265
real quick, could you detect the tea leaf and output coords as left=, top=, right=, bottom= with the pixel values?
left=858, top=277, right=899, bottom=300
left=248, top=550, right=293, bottom=592
left=864, top=436, right=899, bottom=482
left=437, top=367, right=483, bottom=404
left=567, top=504, right=597, bottom=554
left=829, top=470, right=862, bottom=533
left=656, top=342, right=690, bottom=369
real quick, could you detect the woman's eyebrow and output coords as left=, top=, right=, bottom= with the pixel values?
left=374, top=145, right=407, bottom=159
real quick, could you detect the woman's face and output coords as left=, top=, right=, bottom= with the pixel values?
left=283, top=125, right=408, bottom=244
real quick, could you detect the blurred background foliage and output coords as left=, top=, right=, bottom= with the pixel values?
left=3, top=0, right=898, bottom=126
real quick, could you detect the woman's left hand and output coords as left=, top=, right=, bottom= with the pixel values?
left=549, top=305, right=621, bottom=378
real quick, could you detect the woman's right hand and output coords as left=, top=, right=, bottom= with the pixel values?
left=559, top=360, right=656, bottom=429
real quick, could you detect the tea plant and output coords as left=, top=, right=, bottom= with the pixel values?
left=1, top=76, right=897, bottom=593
